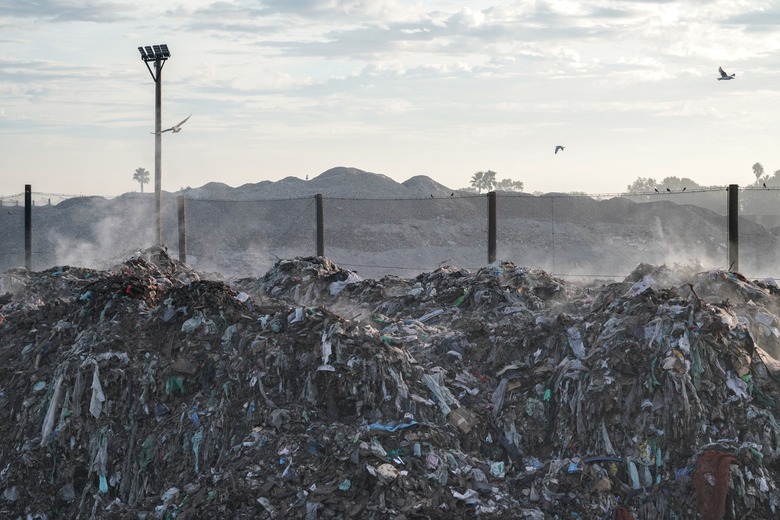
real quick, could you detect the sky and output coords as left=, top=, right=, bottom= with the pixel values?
left=1, top=0, right=780, bottom=198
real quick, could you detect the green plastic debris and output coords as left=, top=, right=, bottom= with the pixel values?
left=165, top=376, right=185, bottom=396
left=453, top=288, right=470, bottom=306
left=140, top=436, right=155, bottom=473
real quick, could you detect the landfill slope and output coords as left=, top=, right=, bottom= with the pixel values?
left=1, top=249, right=779, bottom=519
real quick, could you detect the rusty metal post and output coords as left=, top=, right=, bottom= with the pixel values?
left=728, top=184, right=739, bottom=272
left=316, top=194, right=324, bottom=257
left=488, top=191, right=497, bottom=264
left=177, top=195, right=187, bottom=263
left=24, top=185, right=31, bottom=271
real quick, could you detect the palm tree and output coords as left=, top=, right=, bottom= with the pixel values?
left=133, top=167, right=150, bottom=193
left=470, top=170, right=498, bottom=193
left=753, top=163, right=765, bottom=185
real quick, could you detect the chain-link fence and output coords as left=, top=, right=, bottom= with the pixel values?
left=3, top=187, right=780, bottom=280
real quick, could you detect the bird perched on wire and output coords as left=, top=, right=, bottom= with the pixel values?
left=718, top=67, right=735, bottom=80
left=555, top=145, right=565, bottom=154
left=152, top=114, right=192, bottom=134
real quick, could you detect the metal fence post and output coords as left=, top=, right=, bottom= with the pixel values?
left=177, top=195, right=187, bottom=264
left=488, top=191, right=497, bottom=264
left=728, top=184, right=739, bottom=272
left=316, top=194, right=324, bottom=257
left=24, top=185, right=31, bottom=271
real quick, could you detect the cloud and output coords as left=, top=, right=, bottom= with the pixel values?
left=0, top=0, right=136, bottom=22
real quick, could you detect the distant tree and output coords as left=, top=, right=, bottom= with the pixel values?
left=133, top=167, right=150, bottom=193
left=626, top=176, right=702, bottom=193
left=495, top=178, right=524, bottom=192
left=761, top=169, right=780, bottom=187
left=470, top=170, right=497, bottom=193
left=626, top=177, right=658, bottom=193
left=659, top=176, right=701, bottom=191
left=753, top=162, right=765, bottom=184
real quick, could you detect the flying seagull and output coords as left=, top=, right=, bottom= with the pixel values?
left=151, top=114, right=192, bottom=134
left=718, top=67, right=735, bottom=81
left=555, top=145, right=565, bottom=154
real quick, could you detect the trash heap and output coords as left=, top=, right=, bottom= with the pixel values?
left=1, top=248, right=779, bottom=519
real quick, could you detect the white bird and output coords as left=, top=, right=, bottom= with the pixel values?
left=555, top=145, right=565, bottom=154
left=718, top=67, right=735, bottom=81
left=151, top=114, right=192, bottom=134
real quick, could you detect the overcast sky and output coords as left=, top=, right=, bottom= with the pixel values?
left=1, top=0, right=779, bottom=197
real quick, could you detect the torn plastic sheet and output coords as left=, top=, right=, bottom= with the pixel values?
left=422, top=372, right=459, bottom=416
left=368, top=420, right=418, bottom=433
left=40, top=373, right=65, bottom=447
left=567, top=327, right=587, bottom=359
left=89, top=364, right=106, bottom=419
left=726, top=371, right=750, bottom=399
left=317, top=330, right=334, bottom=372
left=329, top=271, right=361, bottom=296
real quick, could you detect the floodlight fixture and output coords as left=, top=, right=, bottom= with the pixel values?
left=138, top=43, right=172, bottom=245
left=138, top=43, right=170, bottom=62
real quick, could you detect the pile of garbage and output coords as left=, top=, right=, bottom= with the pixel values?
left=1, top=247, right=779, bottom=519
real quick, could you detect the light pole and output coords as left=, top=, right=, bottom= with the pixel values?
left=138, top=44, right=170, bottom=246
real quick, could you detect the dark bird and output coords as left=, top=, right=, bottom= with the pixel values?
left=682, top=187, right=686, bottom=192
left=430, top=194, right=434, bottom=198
left=718, top=67, right=735, bottom=81
left=654, top=188, right=659, bottom=193
left=450, top=192, right=454, bottom=197
left=555, top=145, right=565, bottom=154
left=151, top=114, right=192, bottom=134
left=666, top=188, right=671, bottom=193
left=764, top=182, right=767, bottom=188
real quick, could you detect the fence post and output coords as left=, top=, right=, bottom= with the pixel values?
left=488, top=191, right=497, bottom=264
left=728, top=184, right=739, bottom=272
left=25, top=185, right=31, bottom=271
left=316, top=194, right=324, bottom=257
left=177, top=195, right=187, bottom=264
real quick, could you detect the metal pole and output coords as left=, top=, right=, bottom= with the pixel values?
left=177, top=195, right=187, bottom=263
left=24, top=184, right=31, bottom=271
left=155, top=58, right=163, bottom=246
left=551, top=196, right=555, bottom=275
left=316, top=194, right=324, bottom=257
left=728, top=184, right=739, bottom=272
left=488, top=191, right=497, bottom=264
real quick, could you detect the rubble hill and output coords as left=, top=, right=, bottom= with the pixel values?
left=1, top=247, right=779, bottom=519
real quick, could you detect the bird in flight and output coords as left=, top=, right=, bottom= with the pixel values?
left=555, top=145, right=565, bottom=154
left=718, top=67, right=735, bottom=81
left=152, top=114, right=192, bottom=134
